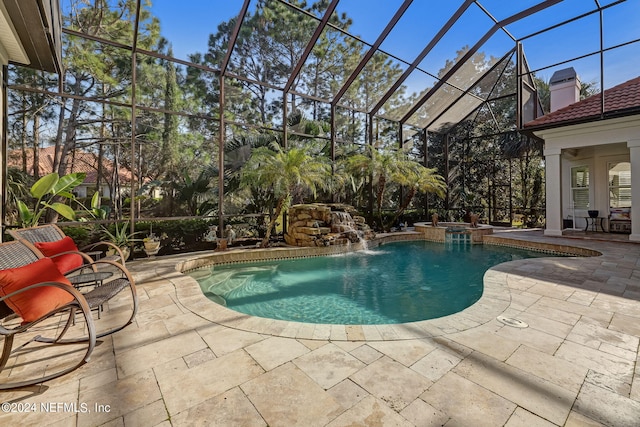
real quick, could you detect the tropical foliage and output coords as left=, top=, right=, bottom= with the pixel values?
left=345, top=145, right=445, bottom=230
left=4, top=0, right=566, bottom=242
left=15, top=172, right=86, bottom=227
left=240, top=141, right=331, bottom=247
left=101, top=222, right=143, bottom=248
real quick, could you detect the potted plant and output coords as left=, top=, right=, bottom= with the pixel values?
left=102, top=222, right=142, bottom=261
left=143, top=233, right=161, bottom=257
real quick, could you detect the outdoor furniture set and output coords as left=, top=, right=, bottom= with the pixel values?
left=0, top=225, right=138, bottom=389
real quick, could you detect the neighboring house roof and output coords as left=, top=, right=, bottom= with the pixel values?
left=524, top=76, right=640, bottom=130
left=8, top=146, right=133, bottom=184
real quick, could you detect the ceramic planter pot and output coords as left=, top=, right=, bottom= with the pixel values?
left=143, top=240, right=160, bottom=256
left=107, top=246, right=130, bottom=261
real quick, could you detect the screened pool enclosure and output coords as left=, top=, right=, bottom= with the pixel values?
left=3, top=0, right=639, bottom=238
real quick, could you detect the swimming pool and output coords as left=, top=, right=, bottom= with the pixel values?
left=190, top=241, right=551, bottom=325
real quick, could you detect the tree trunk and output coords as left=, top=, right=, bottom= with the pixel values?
left=387, top=186, right=416, bottom=229
left=58, top=97, right=81, bottom=176
left=21, top=97, right=28, bottom=174
left=52, top=98, right=66, bottom=173
left=376, top=175, right=386, bottom=228
left=33, top=113, right=40, bottom=178
left=48, top=93, right=80, bottom=224
left=97, top=86, right=106, bottom=196
left=260, top=196, right=286, bottom=248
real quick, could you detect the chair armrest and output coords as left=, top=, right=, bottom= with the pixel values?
left=84, top=259, right=136, bottom=285
left=0, top=281, right=95, bottom=335
left=80, top=242, right=127, bottom=265
left=63, top=254, right=136, bottom=280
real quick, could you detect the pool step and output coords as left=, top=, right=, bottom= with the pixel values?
left=197, top=270, right=235, bottom=288
left=195, top=266, right=278, bottom=299
left=203, top=291, right=227, bottom=306
left=206, top=266, right=275, bottom=295
left=207, top=276, right=250, bottom=295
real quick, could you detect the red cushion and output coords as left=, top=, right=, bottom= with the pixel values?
left=34, top=236, right=84, bottom=273
left=0, top=258, right=74, bottom=323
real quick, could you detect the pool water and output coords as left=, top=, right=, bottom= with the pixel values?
left=191, top=241, right=550, bottom=325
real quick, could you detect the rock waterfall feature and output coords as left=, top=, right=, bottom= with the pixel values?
left=284, top=204, right=375, bottom=247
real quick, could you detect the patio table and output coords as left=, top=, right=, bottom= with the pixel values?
left=584, top=216, right=606, bottom=232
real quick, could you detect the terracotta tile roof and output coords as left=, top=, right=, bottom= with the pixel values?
left=524, top=76, right=640, bottom=129
left=8, top=146, right=133, bottom=184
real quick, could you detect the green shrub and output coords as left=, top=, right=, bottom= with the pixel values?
left=60, top=225, right=92, bottom=247
left=135, top=219, right=212, bottom=251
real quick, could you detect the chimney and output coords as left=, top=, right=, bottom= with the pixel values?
left=549, top=67, right=581, bottom=112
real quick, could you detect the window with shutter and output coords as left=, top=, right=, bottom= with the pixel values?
left=571, top=165, right=589, bottom=209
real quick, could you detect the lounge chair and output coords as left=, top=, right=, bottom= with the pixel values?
left=0, top=239, right=138, bottom=340
left=8, top=223, right=128, bottom=268
left=0, top=241, right=96, bottom=389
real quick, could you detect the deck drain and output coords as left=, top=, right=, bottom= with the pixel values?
left=496, top=316, right=529, bottom=328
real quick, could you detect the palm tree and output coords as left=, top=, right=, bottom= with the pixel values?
left=346, top=145, right=445, bottom=229
left=174, top=169, right=217, bottom=216
left=346, top=145, right=399, bottom=225
left=240, top=141, right=331, bottom=247
left=387, top=161, right=445, bottom=228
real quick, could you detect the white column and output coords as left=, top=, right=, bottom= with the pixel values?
left=628, top=139, right=640, bottom=242
left=544, top=147, right=563, bottom=236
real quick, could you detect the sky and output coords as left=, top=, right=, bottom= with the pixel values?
left=148, top=0, right=243, bottom=60
left=87, top=0, right=640, bottom=90
left=145, top=0, right=640, bottom=89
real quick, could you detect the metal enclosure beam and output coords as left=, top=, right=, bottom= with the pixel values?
left=220, top=0, right=250, bottom=77
left=283, top=0, right=339, bottom=93
left=369, top=0, right=475, bottom=117
left=332, top=0, right=413, bottom=106
left=421, top=48, right=514, bottom=132
left=130, top=0, right=141, bottom=238
left=400, top=0, right=562, bottom=124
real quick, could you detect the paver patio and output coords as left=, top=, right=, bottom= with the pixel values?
left=1, top=229, right=639, bottom=426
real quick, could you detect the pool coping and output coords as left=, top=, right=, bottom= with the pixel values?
left=138, top=232, right=602, bottom=341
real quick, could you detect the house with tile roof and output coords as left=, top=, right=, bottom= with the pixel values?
left=8, top=146, right=133, bottom=199
left=524, top=69, right=640, bottom=242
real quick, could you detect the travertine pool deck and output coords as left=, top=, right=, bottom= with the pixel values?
left=1, top=229, right=639, bottom=426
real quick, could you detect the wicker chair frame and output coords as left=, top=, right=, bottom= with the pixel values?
left=0, top=241, right=96, bottom=389
left=0, top=239, right=138, bottom=340
left=8, top=224, right=127, bottom=265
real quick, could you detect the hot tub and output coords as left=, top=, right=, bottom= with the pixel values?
left=413, top=222, right=493, bottom=244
